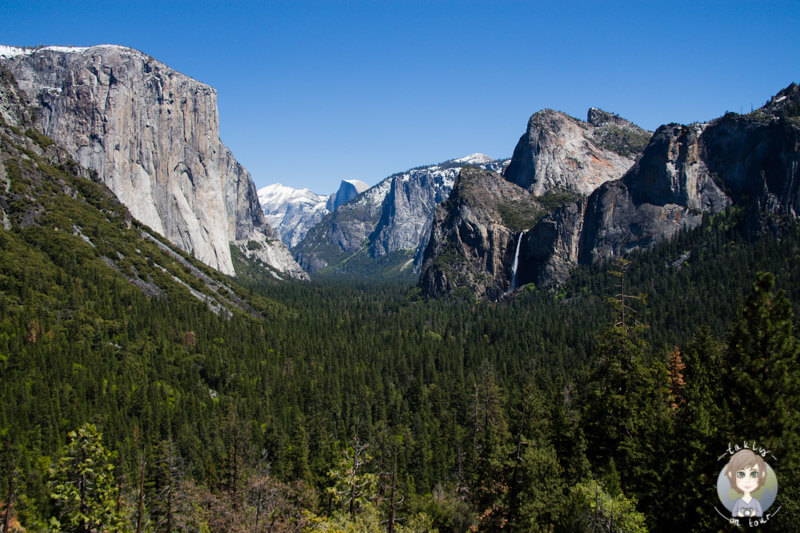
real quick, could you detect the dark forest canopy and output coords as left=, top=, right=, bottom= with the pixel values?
left=3, top=175, right=800, bottom=530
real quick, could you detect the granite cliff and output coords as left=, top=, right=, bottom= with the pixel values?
left=518, top=123, right=730, bottom=288
left=503, top=108, right=650, bottom=196
left=518, top=85, right=800, bottom=289
left=419, top=108, right=649, bottom=297
left=418, top=167, right=542, bottom=299
left=327, top=179, right=369, bottom=212
left=0, top=45, right=306, bottom=280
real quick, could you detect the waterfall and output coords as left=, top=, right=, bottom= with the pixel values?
left=509, top=230, right=526, bottom=291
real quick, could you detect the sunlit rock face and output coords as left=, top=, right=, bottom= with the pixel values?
left=504, top=108, right=649, bottom=196
left=3, top=44, right=306, bottom=279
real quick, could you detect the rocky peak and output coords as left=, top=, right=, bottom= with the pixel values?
left=587, top=107, right=630, bottom=127
left=327, top=179, right=369, bottom=212
left=258, top=183, right=329, bottom=248
left=760, top=82, right=800, bottom=118
left=503, top=108, right=648, bottom=196
left=1, top=44, right=306, bottom=280
left=451, top=153, right=495, bottom=165
left=418, top=167, right=541, bottom=299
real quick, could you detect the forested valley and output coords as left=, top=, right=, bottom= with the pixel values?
left=2, top=69, right=799, bottom=530
left=2, top=147, right=800, bottom=531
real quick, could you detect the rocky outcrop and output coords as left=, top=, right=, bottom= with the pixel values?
left=1, top=45, right=306, bottom=279
left=587, top=108, right=653, bottom=159
left=700, top=88, right=800, bottom=232
left=503, top=109, right=650, bottom=196
left=418, top=167, right=541, bottom=299
left=518, top=123, right=730, bottom=288
left=371, top=165, right=457, bottom=257
left=519, top=85, right=800, bottom=289
left=294, top=155, right=507, bottom=277
left=327, top=179, right=369, bottom=212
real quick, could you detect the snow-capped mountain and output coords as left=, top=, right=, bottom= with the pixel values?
left=258, top=179, right=368, bottom=248
left=258, top=184, right=329, bottom=248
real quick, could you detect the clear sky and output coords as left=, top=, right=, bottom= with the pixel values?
left=2, top=1, right=798, bottom=193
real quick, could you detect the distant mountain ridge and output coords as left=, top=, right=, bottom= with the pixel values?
left=0, top=44, right=307, bottom=280
left=292, top=154, right=508, bottom=279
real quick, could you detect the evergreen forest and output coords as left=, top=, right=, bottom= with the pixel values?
left=2, top=90, right=800, bottom=532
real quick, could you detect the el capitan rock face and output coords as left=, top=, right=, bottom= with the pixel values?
left=1, top=45, right=306, bottom=279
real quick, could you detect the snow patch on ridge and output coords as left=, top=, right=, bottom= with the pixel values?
left=343, top=179, right=368, bottom=190
left=453, top=153, right=494, bottom=165
left=0, top=44, right=135, bottom=59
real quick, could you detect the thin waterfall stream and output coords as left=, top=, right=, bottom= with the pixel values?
left=509, top=230, right=526, bottom=292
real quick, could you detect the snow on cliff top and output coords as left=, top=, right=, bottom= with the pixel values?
left=258, top=183, right=327, bottom=208
left=0, top=44, right=145, bottom=59
left=452, top=153, right=494, bottom=165
left=342, top=179, right=369, bottom=192
left=0, top=44, right=144, bottom=60
left=0, top=45, right=97, bottom=59
left=0, top=44, right=211, bottom=89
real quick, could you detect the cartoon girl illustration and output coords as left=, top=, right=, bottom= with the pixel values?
left=725, top=449, right=767, bottom=518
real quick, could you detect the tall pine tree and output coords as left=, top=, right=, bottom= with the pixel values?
left=49, top=423, right=125, bottom=532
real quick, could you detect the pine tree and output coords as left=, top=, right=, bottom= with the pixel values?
left=723, top=272, right=800, bottom=451
left=667, top=347, right=686, bottom=410
left=661, top=326, right=725, bottom=530
left=464, top=364, right=511, bottom=529
left=505, top=380, right=564, bottom=531
left=49, top=423, right=125, bottom=532
left=564, top=479, right=647, bottom=533
left=582, top=261, right=671, bottom=518
left=326, top=435, right=377, bottom=521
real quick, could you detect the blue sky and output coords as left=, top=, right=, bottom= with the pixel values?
left=2, top=1, right=798, bottom=193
